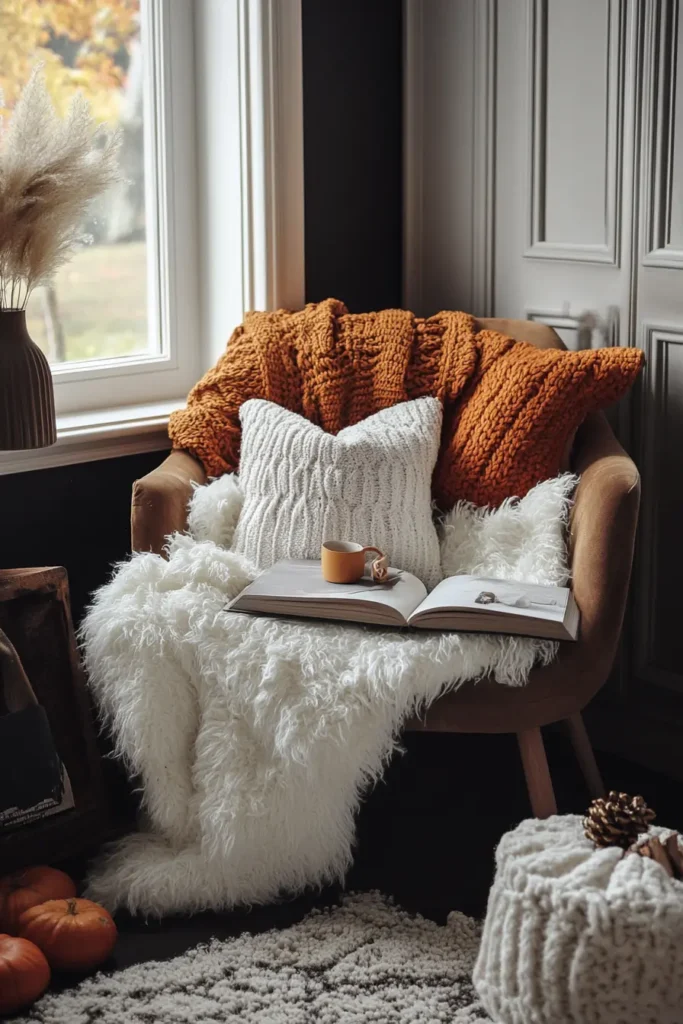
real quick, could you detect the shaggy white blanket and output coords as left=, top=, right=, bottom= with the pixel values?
left=82, top=474, right=576, bottom=916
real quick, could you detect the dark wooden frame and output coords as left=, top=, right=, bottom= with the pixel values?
left=0, top=567, right=108, bottom=872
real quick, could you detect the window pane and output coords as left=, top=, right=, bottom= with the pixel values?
left=0, top=0, right=152, bottom=365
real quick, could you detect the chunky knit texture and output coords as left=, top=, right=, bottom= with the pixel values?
left=473, top=815, right=683, bottom=1024
left=168, top=298, right=644, bottom=507
left=232, top=397, right=443, bottom=588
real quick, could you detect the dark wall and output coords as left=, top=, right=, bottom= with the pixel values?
left=0, top=1, right=405, bottom=624
left=0, top=451, right=164, bottom=624
left=302, top=0, right=403, bottom=311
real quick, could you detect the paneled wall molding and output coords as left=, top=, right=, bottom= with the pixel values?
left=641, top=0, right=683, bottom=268
left=525, top=0, right=626, bottom=264
left=403, top=0, right=683, bottom=778
left=635, top=323, right=683, bottom=693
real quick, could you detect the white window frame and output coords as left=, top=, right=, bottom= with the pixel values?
left=0, top=0, right=305, bottom=475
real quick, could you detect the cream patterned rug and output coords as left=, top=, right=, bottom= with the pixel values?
left=18, top=893, right=491, bottom=1022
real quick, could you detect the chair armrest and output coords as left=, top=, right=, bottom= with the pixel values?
left=131, top=450, right=207, bottom=555
left=569, top=412, right=640, bottom=676
left=476, top=317, right=565, bottom=350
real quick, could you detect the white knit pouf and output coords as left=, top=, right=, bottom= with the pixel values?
left=473, top=815, right=683, bottom=1024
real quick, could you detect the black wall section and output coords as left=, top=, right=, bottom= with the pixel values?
left=0, top=451, right=163, bottom=624
left=302, top=0, right=403, bottom=311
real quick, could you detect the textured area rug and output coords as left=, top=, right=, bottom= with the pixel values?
left=17, top=894, right=491, bottom=1022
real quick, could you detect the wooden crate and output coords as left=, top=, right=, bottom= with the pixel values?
left=0, top=567, right=109, bottom=872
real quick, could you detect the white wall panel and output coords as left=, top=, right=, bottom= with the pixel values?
left=404, top=0, right=683, bottom=773
left=642, top=0, right=683, bottom=266
left=527, top=0, right=625, bottom=263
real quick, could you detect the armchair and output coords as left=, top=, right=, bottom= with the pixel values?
left=131, top=319, right=640, bottom=818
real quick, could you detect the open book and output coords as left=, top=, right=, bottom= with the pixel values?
left=228, top=560, right=579, bottom=641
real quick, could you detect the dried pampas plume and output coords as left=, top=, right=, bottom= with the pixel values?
left=0, top=67, right=123, bottom=311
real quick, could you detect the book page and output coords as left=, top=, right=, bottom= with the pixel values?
left=409, top=575, right=569, bottom=624
left=231, top=560, right=428, bottom=624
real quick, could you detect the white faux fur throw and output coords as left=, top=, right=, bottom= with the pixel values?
left=82, top=474, right=576, bottom=916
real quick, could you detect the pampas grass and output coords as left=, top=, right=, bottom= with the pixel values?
left=0, top=67, right=122, bottom=311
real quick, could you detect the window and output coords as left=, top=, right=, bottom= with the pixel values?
left=0, top=0, right=200, bottom=423
left=1, top=1, right=151, bottom=366
left=0, top=0, right=304, bottom=473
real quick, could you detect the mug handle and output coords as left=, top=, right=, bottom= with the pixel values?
left=361, top=547, right=388, bottom=582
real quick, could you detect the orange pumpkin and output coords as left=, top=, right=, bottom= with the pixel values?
left=0, top=933, right=51, bottom=1014
left=18, top=898, right=117, bottom=972
left=0, top=865, right=77, bottom=934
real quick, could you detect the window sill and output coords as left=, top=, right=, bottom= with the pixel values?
left=0, top=399, right=184, bottom=476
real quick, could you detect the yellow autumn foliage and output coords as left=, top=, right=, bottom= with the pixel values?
left=0, top=0, right=139, bottom=122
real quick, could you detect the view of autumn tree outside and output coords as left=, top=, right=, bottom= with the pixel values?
left=0, top=0, right=150, bottom=364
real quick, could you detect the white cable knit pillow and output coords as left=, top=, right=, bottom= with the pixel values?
left=231, top=397, right=443, bottom=589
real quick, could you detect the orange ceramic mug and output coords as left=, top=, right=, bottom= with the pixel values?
left=321, top=540, right=388, bottom=584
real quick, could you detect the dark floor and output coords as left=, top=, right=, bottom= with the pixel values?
left=45, top=728, right=683, bottom=995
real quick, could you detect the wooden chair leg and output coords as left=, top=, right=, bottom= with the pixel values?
left=565, top=712, right=606, bottom=799
left=517, top=727, right=558, bottom=819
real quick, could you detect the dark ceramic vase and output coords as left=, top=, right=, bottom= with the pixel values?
left=0, top=310, right=56, bottom=449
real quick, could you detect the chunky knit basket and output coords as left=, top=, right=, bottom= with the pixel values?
left=474, top=815, right=683, bottom=1024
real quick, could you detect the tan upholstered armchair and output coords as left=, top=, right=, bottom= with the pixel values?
left=131, top=319, right=640, bottom=818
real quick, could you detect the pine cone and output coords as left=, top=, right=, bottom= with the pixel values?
left=583, top=791, right=656, bottom=849
left=627, top=834, right=683, bottom=878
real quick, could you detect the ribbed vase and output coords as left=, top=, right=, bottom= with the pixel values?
left=0, top=310, right=56, bottom=449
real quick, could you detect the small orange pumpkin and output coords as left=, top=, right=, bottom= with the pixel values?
left=0, top=933, right=51, bottom=1014
left=0, top=866, right=77, bottom=934
left=19, top=897, right=117, bottom=972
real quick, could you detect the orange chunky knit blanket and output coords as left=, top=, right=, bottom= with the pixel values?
left=169, top=299, right=643, bottom=508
